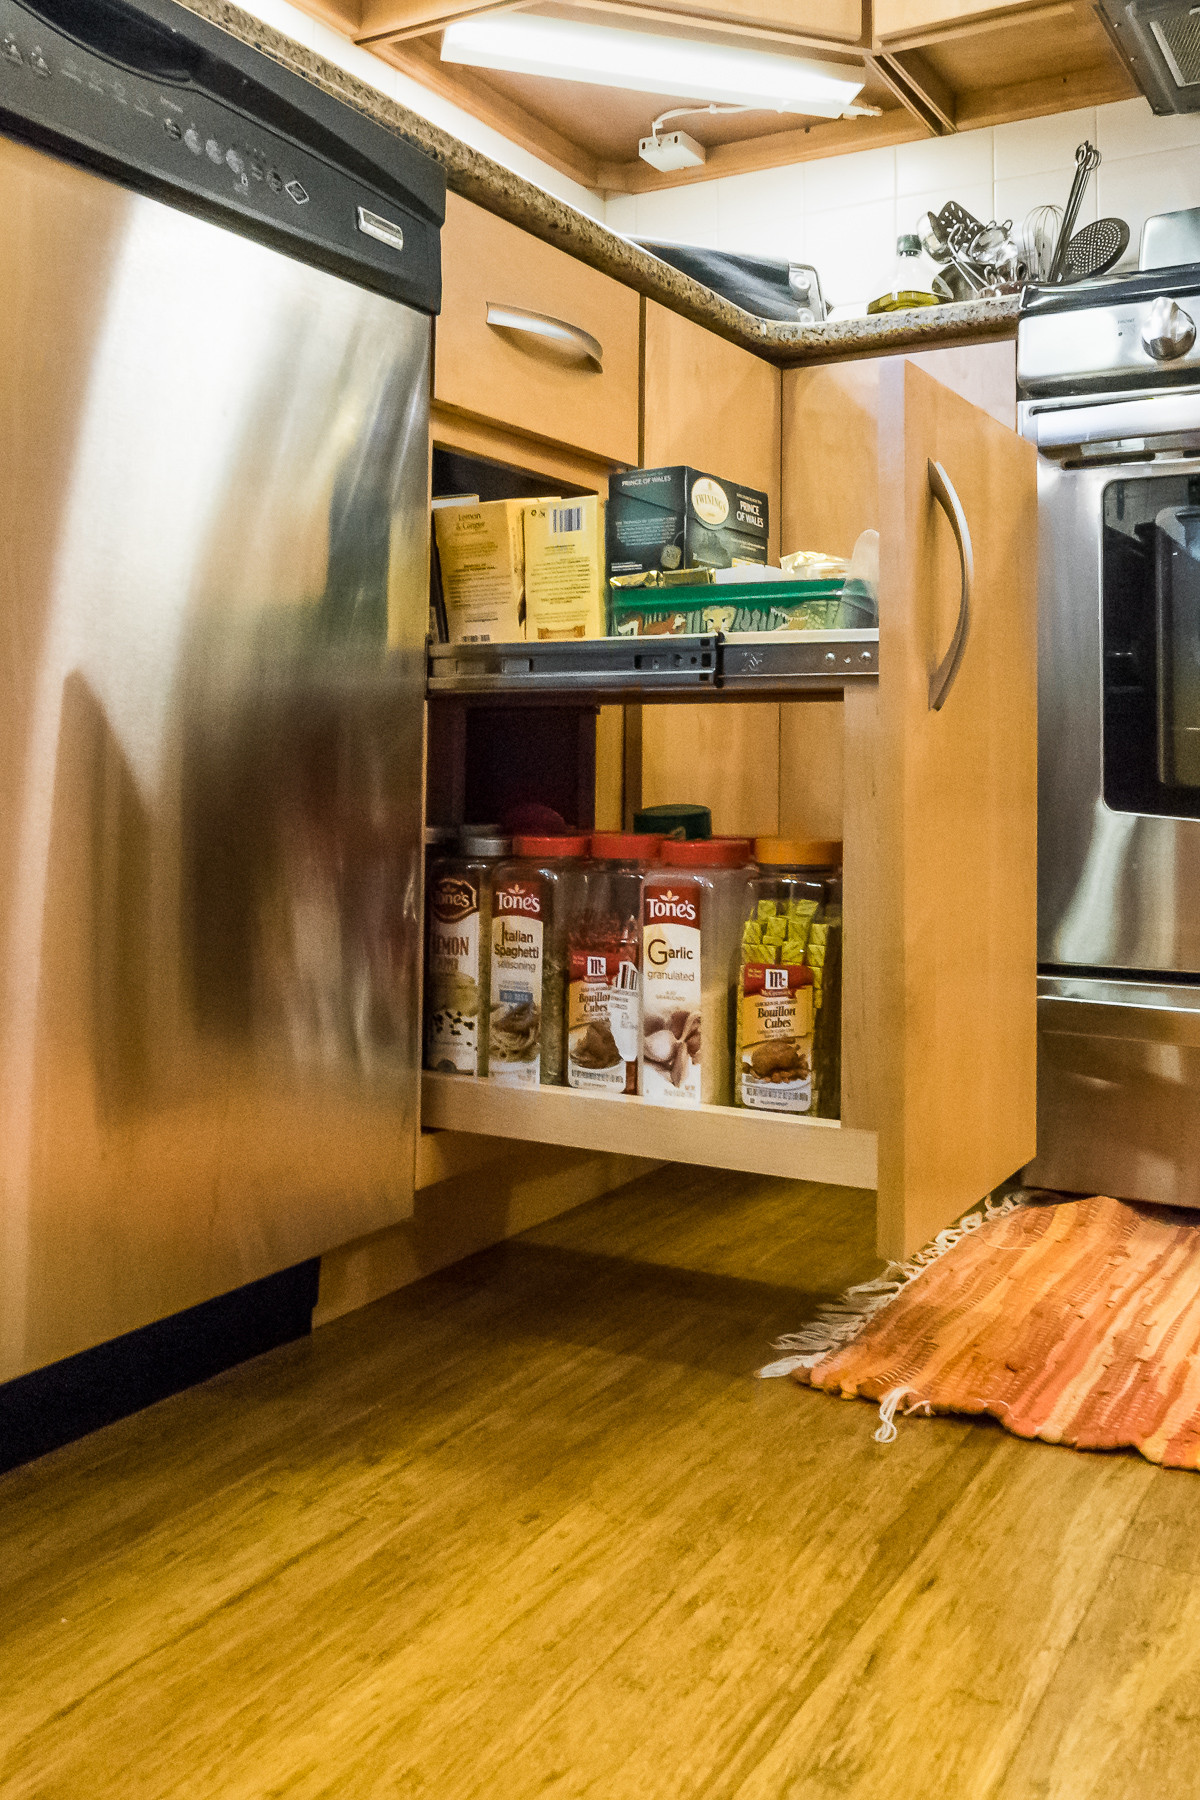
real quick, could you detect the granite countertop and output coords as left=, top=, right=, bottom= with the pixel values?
left=180, top=0, right=1021, bottom=365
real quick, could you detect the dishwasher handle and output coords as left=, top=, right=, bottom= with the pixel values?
left=927, top=458, right=974, bottom=712
left=485, top=304, right=603, bottom=371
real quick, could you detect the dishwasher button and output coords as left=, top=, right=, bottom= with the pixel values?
left=285, top=180, right=309, bottom=204
left=357, top=206, right=404, bottom=252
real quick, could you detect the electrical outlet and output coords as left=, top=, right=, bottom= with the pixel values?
left=637, top=130, right=706, bottom=171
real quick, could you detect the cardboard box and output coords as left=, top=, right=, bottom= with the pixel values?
left=524, top=496, right=607, bottom=640
left=607, top=466, right=769, bottom=580
left=434, top=499, right=530, bottom=644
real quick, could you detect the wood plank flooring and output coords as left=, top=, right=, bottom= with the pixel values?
left=0, top=1164, right=1187, bottom=1799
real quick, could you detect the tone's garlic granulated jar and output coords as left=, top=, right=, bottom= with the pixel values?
left=734, top=839, right=842, bottom=1117
left=640, top=837, right=754, bottom=1108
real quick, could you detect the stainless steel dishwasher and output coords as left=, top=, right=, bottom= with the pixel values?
left=0, top=0, right=443, bottom=1380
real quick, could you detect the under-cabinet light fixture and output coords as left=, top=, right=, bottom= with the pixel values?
left=440, top=16, right=871, bottom=117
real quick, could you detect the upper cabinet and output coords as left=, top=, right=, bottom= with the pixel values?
left=435, top=193, right=641, bottom=468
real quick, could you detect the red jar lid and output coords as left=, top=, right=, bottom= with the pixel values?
left=590, top=831, right=662, bottom=861
left=661, top=836, right=754, bottom=868
left=512, top=833, right=590, bottom=858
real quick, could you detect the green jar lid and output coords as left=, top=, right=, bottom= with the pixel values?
left=633, top=803, right=712, bottom=840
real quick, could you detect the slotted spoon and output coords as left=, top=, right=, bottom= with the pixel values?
left=1058, top=216, right=1130, bottom=283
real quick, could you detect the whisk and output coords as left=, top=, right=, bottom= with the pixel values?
left=1022, top=204, right=1063, bottom=283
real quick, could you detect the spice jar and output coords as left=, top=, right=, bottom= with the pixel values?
left=734, top=838, right=841, bottom=1114
left=806, top=863, right=843, bottom=1119
left=423, top=829, right=510, bottom=1076
left=640, top=837, right=754, bottom=1106
left=566, top=832, right=661, bottom=1093
left=488, top=833, right=589, bottom=1088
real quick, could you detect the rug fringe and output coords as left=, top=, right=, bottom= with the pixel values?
left=873, top=1385, right=934, bottom=1443
left=755, top=1190, right=1027, bottom=1380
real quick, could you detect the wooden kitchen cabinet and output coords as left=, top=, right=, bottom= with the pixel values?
left=424, top=282, right=1035, bottom=1258
left=435, top=192, right=640, bottom=467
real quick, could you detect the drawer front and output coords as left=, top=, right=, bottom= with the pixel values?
left=435, top=193, right=640, bottom=466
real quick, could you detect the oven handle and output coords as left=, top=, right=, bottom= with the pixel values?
left=1031, top=386, right=1200, bottom=457
left=927, top=458, right=973, bottom=712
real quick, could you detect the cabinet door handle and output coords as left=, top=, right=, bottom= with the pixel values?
left=927, top=457, right=974, bottom=712
left=485, top=303, right=603, bottom=371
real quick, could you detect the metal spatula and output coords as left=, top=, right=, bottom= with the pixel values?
left=1057, top=217, right=1130, bottom=283
left=936, top=200, right=986, bottom=256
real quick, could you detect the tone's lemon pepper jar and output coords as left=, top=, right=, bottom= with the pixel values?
left=423, top=829, right=510, bottom=1076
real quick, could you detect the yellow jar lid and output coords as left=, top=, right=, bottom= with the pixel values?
left=753, top=836, right=843, bottom=867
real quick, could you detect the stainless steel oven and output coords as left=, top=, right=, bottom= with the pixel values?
left=1020, top=270, right=1200, bottom=1203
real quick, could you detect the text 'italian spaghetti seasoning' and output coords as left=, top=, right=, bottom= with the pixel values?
left=489, top=835, right=587, bottom=1087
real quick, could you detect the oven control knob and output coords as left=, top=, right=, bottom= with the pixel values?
left=1143, top=296, right=1197, bottom=360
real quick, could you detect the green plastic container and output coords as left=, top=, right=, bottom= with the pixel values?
left=609, top=578, right=875, bottom=637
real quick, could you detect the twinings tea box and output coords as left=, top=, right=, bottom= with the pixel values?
left=524, top=497, right=606, bottom=640
left=607, top=467, right=769, bottom=582
left=489, top=875, right=545, bottom=1087
left=434, top=498, right=529, bottom=644
left=640, top=878, right=703, bottom=1104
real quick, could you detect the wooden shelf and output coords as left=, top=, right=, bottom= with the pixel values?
left=427, top=630, right=878, bottom=702
left=421, top=1073, right=878, bottom=1188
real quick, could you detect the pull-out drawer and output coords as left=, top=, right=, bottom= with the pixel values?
left=435, top=193, right=640, bottom=466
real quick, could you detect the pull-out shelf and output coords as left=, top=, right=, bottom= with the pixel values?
left=421, top=1073, right=878, bottom=1189
left=428, top=630, right=878, bottom=701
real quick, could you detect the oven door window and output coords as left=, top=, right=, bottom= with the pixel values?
left=1103, top=474, right=1200, bottom=817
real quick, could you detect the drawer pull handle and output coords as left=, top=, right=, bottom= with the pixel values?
left=927, top=457, right=973, bottom=712
left=485, top=303, right=603, bottom=371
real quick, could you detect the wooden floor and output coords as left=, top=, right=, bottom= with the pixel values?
left=2, top=1164, right=1197, bottom=1799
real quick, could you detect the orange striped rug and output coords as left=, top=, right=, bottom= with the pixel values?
left=771, top=1193, right=1200, bottom=1469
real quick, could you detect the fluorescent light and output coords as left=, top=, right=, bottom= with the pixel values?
left=441, top=16, right=867, bottom=117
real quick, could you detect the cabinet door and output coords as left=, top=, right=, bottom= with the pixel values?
left=435, top=193, right=640, bottom=466
left=871, top=358, right=1037, bottom=1257
left=639, top=302, right=783, bottom=836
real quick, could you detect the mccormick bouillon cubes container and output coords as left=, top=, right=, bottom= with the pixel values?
left=607, top=467, right=769, bottom=580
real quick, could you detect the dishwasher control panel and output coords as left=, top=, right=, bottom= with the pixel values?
left=0, top=0, right=442, bottom=312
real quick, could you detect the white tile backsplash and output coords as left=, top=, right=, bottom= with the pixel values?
left=717, top=166, right=806, bottom=259
left=605, top=97, right=1200, bottom=307
left=805, top=197, right=897, bottom=307
left=1098, top=150, right=1200, bottom=264
left=993, top=107, right=1097, bottom=180
left=804, top=145, right=897, bottom=212
left=633, top=181, right=724, bottom=246
left=895, top=127, right=993, bottom=197
left=1097, top=97, right=1200, bottom=159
